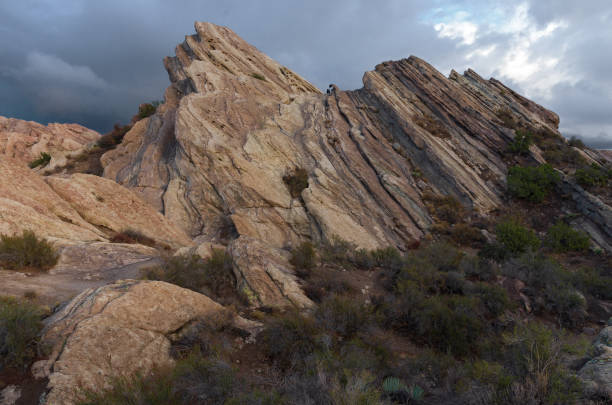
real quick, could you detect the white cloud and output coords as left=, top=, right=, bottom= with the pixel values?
left=21, top=51, right=108, bottom=89
left=434, top=14, right=478, bottom=45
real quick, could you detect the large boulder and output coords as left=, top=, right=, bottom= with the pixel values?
left=36, top=280, right=260, bottom=405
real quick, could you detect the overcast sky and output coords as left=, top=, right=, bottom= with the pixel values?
left=1, top=1, right=611, bottom=148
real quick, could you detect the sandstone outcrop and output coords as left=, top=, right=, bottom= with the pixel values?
left=37, top=280, right=260, bottom=405
left=101, top=22, right=565, bottom=253
left=0, top=158, right=191, bottom=248
left=0, top=116, right=99, bottom=169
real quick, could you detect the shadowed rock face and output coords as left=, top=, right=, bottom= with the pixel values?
left=102, top=22, right=560, bottom=252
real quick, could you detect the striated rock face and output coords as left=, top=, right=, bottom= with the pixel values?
left=101, top=22, right=560, bottom=253
left=579, top=325, right=612, bottom=400
left=0, top=157, right=191, bottom=248
left=0, top=116, right=100, bottom=169
left=37, top=280, right=260, bottom=405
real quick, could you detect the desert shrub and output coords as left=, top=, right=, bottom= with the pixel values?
left=507, top=164, right=560, bottom=203
left=460, top=255, right=500, bottom=281
left=508, top=130, right=533, bottom=155
left=478, top=242, right=512, bottom=262
left=289, top=242, right=316, bottom=273
left=304, top=277, right=353, bottom=303
left=0, top=296, right=44, bottom=369
left=173, top=354, right=239, bottom=404
left=495, top=219, right=540, bottom=255
left=97, top=123, right=131, bottom=148
left=320, top=235, right=357, bottom=267
left=474, top=283, right=511, bottom=317
left=568, top=136, right=585, bottom=149
left=572, top=267, right=612, bottom=300
left=451, top=223, right=485, bottom=246
left=315, top=295, right=371, bottom=338
left=575, top=163, right=611, bottom=188
left=501, top=322, right=583, bottom=403
left=543, top=147, right=585, bottom=167
left=369, top=247, right=403, bottom=270
left=0, top=230, right=58, bottom=271
left=283, top=168, right=308, bottom=198
left=261, top=311, right=322, bottom=370
left=110, top=229, right=157, bottom=247
left=141, top=250, right=234, bottom=296
left=544, top=286, right=586, bottom=327
left=413, top=295, right=484, bottom=356
left=137, top=102, right=159, bottom=120
left=423, top=193, right=464, bottom=224
left=28, top=151, right=51, bottom=169
left=545, top=222, right=589, bottom=252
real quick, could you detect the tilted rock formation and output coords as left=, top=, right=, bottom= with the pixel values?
left=579, top=324, right=612, bottom=400
left=37, top=280, right=260, bottom=405
left=0, top=116, right=100, bottom=169
left=101, top=22, right=562, bottom=251
left=0, top=157, right=190, bottom=248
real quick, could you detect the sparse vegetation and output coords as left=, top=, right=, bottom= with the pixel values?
left=495, top=218, right=541, bottom=255
left=141, top=250, right=235, bottom=299
left=28, top=151, right=51, bottom=169
left=496, top=107, right=517, bottom=129
left=507, top=164, right=560, bottom=203
left=568, top=136, right=586, bottom=149
left=508, top=129, right=533, bottom=155
left=289, top=241, right=316, bottom=274
left=283, top=167, right=309, bottom=198
left=545, top=222, right=590, bottom=253
left=110, top=229, right=157, bottom=248
left=0, top=296, right=44, bottom=370
left=414, top=113, right=451, bottom=138
left=137, top=101, right=160, bottom=120
left=575, top=163, right=612, bottom=188
left=0, top=230, right=58, bottom=271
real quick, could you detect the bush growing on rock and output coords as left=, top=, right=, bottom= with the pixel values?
left=28, top=151, right=51, bottom=169
left=508, top=129, right=533, bottom=155
left=0, top=296, right=44, bottom=369
left=507, top=164, right=560, bottom=203
left=110, top=229, right=157, bottom=248
left=283, top=167, right=309, bottom=198
left=0, top=230, right=58, bottom=271
left=289, top=241, right=316, bottom=273
left=574, top=163, right=611, bottom=188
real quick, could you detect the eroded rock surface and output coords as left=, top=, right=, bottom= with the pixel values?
left=38, top=280, right=260, bottom=405
left=579, top=325, right=612, bottom=400
left=0, top=116, right=99, bottom=169
left=101, top=22, right=563, bottom=253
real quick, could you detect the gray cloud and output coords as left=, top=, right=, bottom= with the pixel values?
left=0, top=1, right=610, bottom=149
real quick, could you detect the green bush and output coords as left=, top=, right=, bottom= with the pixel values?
left=320, top=235, right=357, bottom=267
left=507, top=164, right=560, bottom=203
left=250, top=72, right=267, bottom=81
left=0, top=296, right=44, bottom=369
left=545, top=222, right=589, bottom=252
left=369, top=247, right=403, bottom=270
left=283, top=168, right=309, bottom=198
left=508, top=130, right=533, bottom=155
left=141, top=250, right=234, bottom=297
left=575, top=163, right=611, bottom=188
left=568, top=136, right=585, bottom=149
left=0, top=230, right=58, bottom=271
left=475, top=283, right=511, bottom=317
left=137, top=102, right=159, bottom=120
left=495, top=219, right=540, bottom=255
left=289, top=242, right=316, bottom=273
left=423, top=193, right=464, bottom=224
left=28, top=152, right=51, bottom=169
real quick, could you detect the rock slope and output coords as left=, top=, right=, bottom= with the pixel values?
left=0, top=116, right=100, bottom=169
left=101, top=22, right=562, bottom=252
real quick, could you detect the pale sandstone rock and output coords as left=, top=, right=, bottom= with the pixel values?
left=174, top=241, right=226, bottom=258
left=45, top=174, right=192, bottom=248
left=229, top=236, right=314, bottom=309
left=0, top=116, right=99, bottom=169
left=39, top=280, right=260, bottom=405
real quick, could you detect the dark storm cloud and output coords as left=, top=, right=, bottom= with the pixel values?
left=0, top=1, right=611, bottom=149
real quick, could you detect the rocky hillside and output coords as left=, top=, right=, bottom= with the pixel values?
left=0, top=22, right=611, bottom=405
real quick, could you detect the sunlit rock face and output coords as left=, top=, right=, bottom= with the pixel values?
left=0, top=116, right=100, bottom=169
left=102, top=22, right=561, bottom=252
